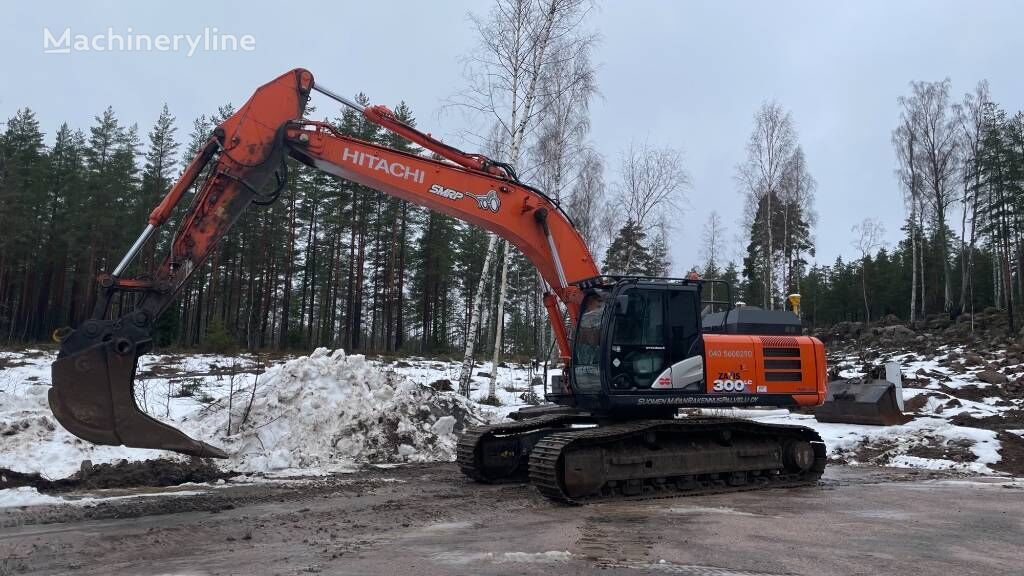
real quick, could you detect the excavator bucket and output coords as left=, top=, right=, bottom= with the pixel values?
left=814, top=363, right=910, bottom=426
left=49, top=339, right=227, bottom=458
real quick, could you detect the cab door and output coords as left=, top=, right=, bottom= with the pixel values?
left=657, top=287, right=704, bottom=391
left=606, top=285, right=703, bottom=393
left=606, top=287, right=668, bottom=391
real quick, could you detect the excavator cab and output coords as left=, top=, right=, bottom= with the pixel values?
left=551, top=275, right=826, bottom=418
left=552, top=277, right=707, bottom=416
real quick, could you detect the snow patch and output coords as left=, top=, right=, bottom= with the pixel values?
left=501, top=551, right=573, bottom=563
left=433, top=551, right=572, bottom=565
left=0, top=487, right=65, bottom=507
left=666, top=506, right=764, bottom=517
left=0, top=486, right=207, bottom=508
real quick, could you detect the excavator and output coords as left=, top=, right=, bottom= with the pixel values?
left=49, top=69, right=828, bottom=504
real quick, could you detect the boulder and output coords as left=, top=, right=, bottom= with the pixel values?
left=976, top=369, right=1008, bottom=385
left=880, top=313, right=901, bottom=326
left=429, top=378, right=454, bottom=392
left=879, top=324, right=915, bottom=339
left=964, top=352, right=984, bottom=366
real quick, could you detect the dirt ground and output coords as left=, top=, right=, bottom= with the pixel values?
left=1, top=464, right=1022, bottom=576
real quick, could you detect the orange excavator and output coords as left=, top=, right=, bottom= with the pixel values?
left=49, top=69, right=827, bottom=503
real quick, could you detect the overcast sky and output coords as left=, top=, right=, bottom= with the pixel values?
left=4, top=0, right=1023, bottom=273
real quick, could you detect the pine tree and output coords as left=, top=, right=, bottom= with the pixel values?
left=139, top=105, right=178, bottom=269
left=647, top=227, right=671, bottom=276
left=603, top=219, right=652, bottom=275
left=40, top=124, right=86, bottom=333
left=0, top=109, right=47, bottom=340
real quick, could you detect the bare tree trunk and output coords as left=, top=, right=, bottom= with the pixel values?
left=918, top=201, right=927, bottom=318
left=766, top=188, right=774, bottom=310
left=910, top=216, right=918, bottom=323
left=862, top=262, right=870, bottom=322
left=958, top=183, right=969, bottom=315
left=488, top=241, right=512, bottom=401
left=458, top=234, right=498, bottom=397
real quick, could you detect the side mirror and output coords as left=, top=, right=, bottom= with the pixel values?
left=615, top=295, right=630, bottom=316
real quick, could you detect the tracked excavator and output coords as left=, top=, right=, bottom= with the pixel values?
left=49, top=69, right=828, bottom=504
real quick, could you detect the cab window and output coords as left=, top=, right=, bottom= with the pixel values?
left=609, top=289, right=665, bottom=389
left=667, top=289, right=700, bottom=364
left=572, top=293, right=605, bottom=394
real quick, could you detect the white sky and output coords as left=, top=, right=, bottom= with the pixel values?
left=4, top=0, right=1023, bottom=273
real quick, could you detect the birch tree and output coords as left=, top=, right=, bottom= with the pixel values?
left=565, top=149, right=608, bottom=254
left=486, top=240, right=512, bottom=402
left=779, top=146, right=816, bottom=293
left=602, top=142, right=688, bottom=277
left=852, top=218, right=885, bottom=321
left=523, top=39, right=597, bottom=368
left=700, top=211, right=727, bottom=301
left=893, top=108, right=925, bottom=322
left=616, top=141, right=689, bottom=230
left=737, top=102, right=797, bottom=309
left=953, top=80, right=990, bottom=317
left=453, top=0, right=597, bottom=395
left=912, top=79, right=960, bottom=315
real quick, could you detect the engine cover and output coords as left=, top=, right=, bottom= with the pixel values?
left=701, top=334, right=827, bottom=406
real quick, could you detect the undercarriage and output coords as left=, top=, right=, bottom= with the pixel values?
left=458, top=412, right=826, bottom=504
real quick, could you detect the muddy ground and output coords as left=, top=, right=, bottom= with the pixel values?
left=1, top=464, right=1022, bottom=576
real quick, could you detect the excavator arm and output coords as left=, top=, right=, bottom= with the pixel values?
left=48, top=68, right=599, bottom=457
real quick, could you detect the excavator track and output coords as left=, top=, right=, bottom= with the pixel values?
left=458, top=414, right=593, bottom=483
left=528, top=418, right=826, bottom=504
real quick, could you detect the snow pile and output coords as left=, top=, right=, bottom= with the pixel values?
left=193, top=348, right=487, bottom=472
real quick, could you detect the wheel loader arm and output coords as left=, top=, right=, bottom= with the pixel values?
left=48, top=67, right=599, bottom=458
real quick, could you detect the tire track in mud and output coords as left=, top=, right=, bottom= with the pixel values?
left=571, top=502, right=800, bottom=575
left=575, top=510, right=655, bottom=566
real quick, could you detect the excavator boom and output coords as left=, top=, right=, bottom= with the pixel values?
left=49, top=68, right=599, bottom=456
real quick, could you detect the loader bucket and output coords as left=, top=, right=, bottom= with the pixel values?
left=49, top=340, right=228, bottom=458
left=814, top=378, right=911, bottom=426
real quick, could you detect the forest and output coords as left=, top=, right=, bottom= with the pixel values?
left=1, top=4, right=1023, bottom=361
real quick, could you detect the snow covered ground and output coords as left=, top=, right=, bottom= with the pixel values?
left=1, top=340, right=1021, bottom=507
left=0, top=347, right=544, bottom=479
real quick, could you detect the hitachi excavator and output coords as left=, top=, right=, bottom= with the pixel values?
left=49, top=69, right=828, bottom=504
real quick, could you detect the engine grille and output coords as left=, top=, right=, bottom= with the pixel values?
left=760, top=337, right=802, bottom=381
